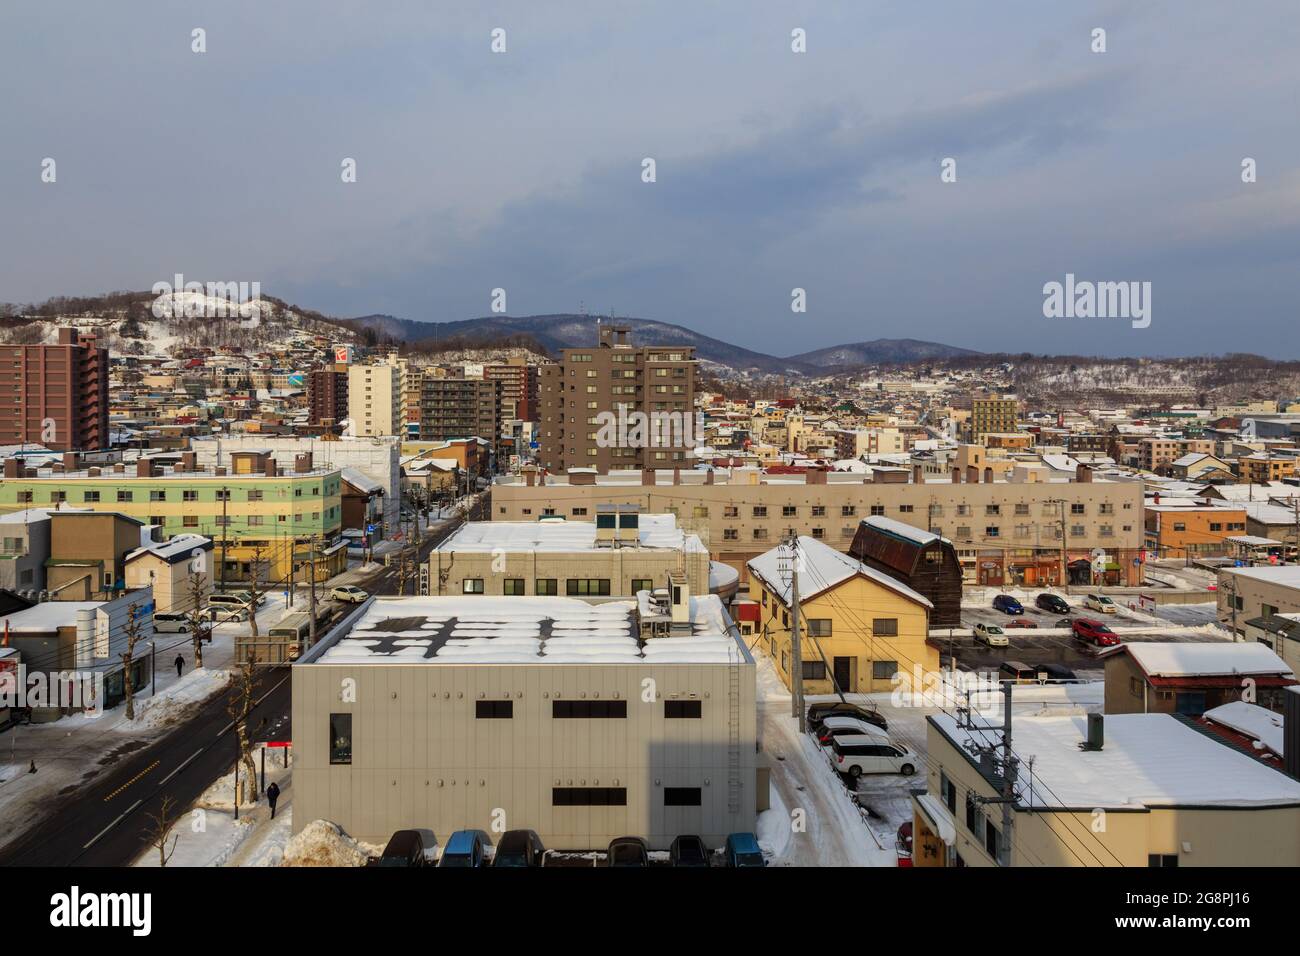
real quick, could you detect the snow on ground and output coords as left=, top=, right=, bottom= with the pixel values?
left=755, top=779, right=792, bottom=860
left=283, top=820, right=382, bottom=867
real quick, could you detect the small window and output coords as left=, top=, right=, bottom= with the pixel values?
left=872, top=660, right=898, bottom=680
left=665, top=699, right=702, bottom=718
left=329, top=713, right=352, bottom=764
left=801, top=661, right=826, bottom=681
left=552, top=700, right=627, bottom=718
left=463, top=578, right=485, bottom=594
left=664, top=787, right=702, bottom=807
left=553, top=787, right=627, bottom=807
left=872, top=618, right=898, bottom=637
left=807, top=619, right=832, bottom=637
left=630, top=578, right=653, bottom=593
left=503, top=579, right=525, bottom=596
left=1147, top=854, right=1179, bottom=868
left=535, top=578, right=558, bottom=595
left=475, top=700, right=513, bottom=718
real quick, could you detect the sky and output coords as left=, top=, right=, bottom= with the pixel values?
left=2, top=0, right=1298, bottom=359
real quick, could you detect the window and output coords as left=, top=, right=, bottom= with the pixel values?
left=802, top=661, right=826, bottom=681
left=183, top=516, right=198, bottom=528
left=630, top=578, right=653, bottom=593
left=812, top=505, right=826, bottom=517
left=566, top=578, right=611, bottom=596
left=665, top=699, right=702, bottom=718
left=985, top=504, right=1000, bottom=516
left=812, top=527, right=825, bottom=539
left=872, top=660, right=898, bottom=680
left=553, top=787, right=627, bottom=806
left=503, top=579, right=525, bottom=595
left=475, top=700, right=513, bottom=718
left=149, top=490, right=166, bottom=502
left=753, top=506, right=767, bottom=517
left=723, top=528, right=738, bottom=540
left=183, top=489, right=198, bottom=502
left=463, top=578, right=485, bottom=594
left=782, top=505, right=797, bottom=517
left=1071, top=503, right=1086, bottom=515
left=247, top=489, right=263, bottom=501
left=664, top=788, right=702, bottom=807
left=841, top=505, right=856, bottom=517
left=966, top=792, right=982, bottom=834
left=1147, top=854, right=1179, bottom=868
left=985, top=820, right=1002, bottom=860
left=329, top=713, right=352, bottom=764
left=552, top=700, right=627, bottom=718
left=807, top=619, right=832, bottom=637
left=985, top=526, right=1000, bottom=538
left=82, top=491, right=100, bottom=502
left=940, top=772, right=957, bottom=813
left=870, top=505, right=885, bottom=516
left=872, top=618, right=898, bottom=636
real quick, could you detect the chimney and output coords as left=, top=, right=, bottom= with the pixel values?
left=704, top=470, right=714, bottom=485
left=57, top=327, right=77, bottom=345
left=136, top=459, right=154, bottom=479
left=967, top=465, right=979, bottom=484
left=295, top=452, right=313, bottom=473
left=641, top=469, right=655, bottom=487
left=912, top=464, right=924, bottom=485
left=1079, top=713, right=1104, bottom=752
left=114, top=463, right=126, bottom=474
left=1076, top=463, right=1092, bottom=483
left=807, top=468, right=827, bottom=485
left=88, top=466, right=101, bottom=477
left=524, top=470, right=535, bottom=487
left=181, top=451, right=197, bottom=472
left=672, top=468, right=681, bottom=486
left=62, top=452, right=80, bottom=471
left=264, top=458, right=277, bottom=478
left=215, top=466, right=227, bottom=477
left=984, top=466, right=993, bottom=484
left=3, top=458, right=19, bottom=479
left=952, top=467, right=961, bottom=484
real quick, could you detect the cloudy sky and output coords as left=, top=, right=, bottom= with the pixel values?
left=2, top=1, right=1297, bottom=357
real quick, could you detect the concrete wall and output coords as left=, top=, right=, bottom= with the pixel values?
left=291, top=655, right=758, bottom=850
left=431, top=547, right=710, bottom=598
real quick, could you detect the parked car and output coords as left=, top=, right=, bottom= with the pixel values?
left=207, top=593, right=251, bottom=612
left=831, top=735, right=918, bottom=778
left=606, top=836, right=650, bottom=867
left=1006, top=619, right=1038, bottom=629
left=1072, top=618, right=1120, bottom=647
left=330, top=585, right=369, bottom=604
left=376, top=829, right=435, bottom=867
left=1035, top=593, right=1071, bottom=614
left=1084, top=593, right=1119, bottom=614
left=816, top=716, right=892, bottom=747
left=669, top=835, right=710, bottom=868
left=492, top=829, right=545, bottom=867
left=807, top=700, right=888, bottom=732
left=153, top=613, right=191, bottom=634
left=724, top=832, right=766, bottom=868
left=999, top=660, right=1046, bottom=684
left=439, top=829, right=489, bottom=868
left=973, top=623, right=1009, bottom=647
left=1035, top=662, right=1079, bottom=683
left=1055, top=617, right=1074, bottom=628
left=992, top=594, right=1025, bottom=615
left=200, top=605, right=247, bottom=624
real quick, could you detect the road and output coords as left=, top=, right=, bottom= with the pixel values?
left=0, top=667, right=291, bottom=867
left=368, top=492, right=489, bottom=595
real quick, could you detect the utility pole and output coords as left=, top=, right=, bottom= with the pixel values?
left=219, top=485, right=229, bottom=591
left=999, top=679, right=1017, bottom=867
left=786, top=534, right=805, bottom=732
left=307, top=539, right=318, bottom=649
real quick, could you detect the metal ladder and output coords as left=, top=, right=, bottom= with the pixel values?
left=726, top=645, right=742, bottom=814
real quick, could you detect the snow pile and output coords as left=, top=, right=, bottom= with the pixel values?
left=116, top=668, right=231, bottom=732
left=282, top=820, right=376, bottom=867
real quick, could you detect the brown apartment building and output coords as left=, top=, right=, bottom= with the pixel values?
left=0, top=327, right=109, bottom=451
left=306, top=365, right=348, bottom=425
left=484, top=359, right=540, bottom=422
left=1140, top=437, right=1214, bottom=474
left=539, top=325, right=696, bottom=473
left=418, top=376, right=502, bottom=444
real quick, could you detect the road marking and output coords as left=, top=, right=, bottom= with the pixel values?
left=103, top=760, right=160, bottom=802
left=159, top=749, right=204, bottom=786
left=83, top=799, right=141, bottom=849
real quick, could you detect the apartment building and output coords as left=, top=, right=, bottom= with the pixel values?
left=483, top=358, right=540, bottom=422
left=1240, top=453, right=1297, bottom=484
left=967, top=397, right=1018, bottom=441
left=1144, top=501, right=1247, bottom=558
left=291, top=592, right=758, bottom=850
left=1140, top=437, right=1214, bottom=473
left=0, top=327, right=109, bottom=451
left=348, top=362, right=402, bottom=437
left=538, top=325, right=696, bottom=473
left=306, top=365, right=348, bottom=425
left=431, top=511, right=711, bottom=597
left=493, top=465, right=1147, bottom=586
left=418, top=376, right=502, bottom=445
left=914, top=711, right=1300, bottom=867
left=1218, top=565, right=1300, bottom=642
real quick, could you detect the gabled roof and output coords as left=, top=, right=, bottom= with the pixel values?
left=747, top=536, right=932, bottom=609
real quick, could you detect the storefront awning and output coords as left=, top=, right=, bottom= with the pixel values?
left=914, top=793, right=956, bottom=846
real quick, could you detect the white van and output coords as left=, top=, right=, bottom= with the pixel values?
left=830, top=735, right=918, bottom=778
left=153, top=613, right=191, bottom=634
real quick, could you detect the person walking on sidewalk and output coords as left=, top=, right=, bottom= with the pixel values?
left=267, top=781, right=281, bottom=819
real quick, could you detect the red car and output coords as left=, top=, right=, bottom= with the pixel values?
left=1006, top=619, right=1039, bottom=629
left=1072, top=618, right=1119, bottom=646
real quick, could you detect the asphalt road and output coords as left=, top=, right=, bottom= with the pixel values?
left=369, top=492, right=489, bottom=595
left=0, top=666, right=291, bottom=867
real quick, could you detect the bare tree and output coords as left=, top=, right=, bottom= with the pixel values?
left=120, top=603, right=144, bottom=721
left=184, top=571, right=210, bottom=669
left=142, top=795, right=181, bottom=867
left=245, top=546, right=265, bottom=638
left=226, top=660, right=259, bottom=807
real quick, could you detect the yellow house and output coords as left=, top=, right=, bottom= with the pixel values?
left=747, top=536, right=936, bottom=694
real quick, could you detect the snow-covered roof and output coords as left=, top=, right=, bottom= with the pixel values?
left=1124, top=642, right=1293, bottom=678
left=436, top=515, right=705, bottom=553
left=862, top=514, right=946, bottom=547
left=340, top=466, right=382, bottom=494
left=310, top=595, right=743, bottom=665
left=1203, top=700, right=1284, bottom=756
left=931, top=712, right=1300, bottom=809
left=747, top=536, right=932, bottom=609
left=125, top=533, right=213, bottom=565
left=1, top=602, right=102, bottom=633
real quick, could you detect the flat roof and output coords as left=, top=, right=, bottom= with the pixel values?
left=931, top=712, right=1300, bottom=810
left=307, top=594, right=744, bottom=665
left=1124, top=641, right=1293, bottom=678
left=436, top=514, right=705, bottom=553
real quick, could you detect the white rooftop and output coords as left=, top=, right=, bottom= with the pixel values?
left=1124, top=641, right=1293, bottom=678
left=436, top=514, right=705, bottom=553
left=747, top=535, right=932, bottom=608
left=1203, top=700, right=1284, bottom=756
left=932, top=712, right=1300, bottom=810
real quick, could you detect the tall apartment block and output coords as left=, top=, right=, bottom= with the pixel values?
left=968, top=395, right=1019, bottom=441
left=306, top=365, right=349, bottom=425
left=0, top=327, right=109, bottom=451
left=483, top=358, right=540, bottom=422
left=347, top=362, right=402, bottom=436
left=418, top=376, right=502, bottom=444
left=539, top=325, right=696, bottom=473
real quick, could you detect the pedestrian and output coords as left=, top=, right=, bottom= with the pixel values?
left=266, top=781, right=280, bottom=819
left=174, top=654, right=184, bottom=678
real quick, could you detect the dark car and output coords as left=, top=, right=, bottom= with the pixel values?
left=1035, top=662, right=1079, bottom=683
left=376, top=829, right=433, bottom=867
left=492, top=829, right=545, bottom=867
left=1072, top=618, right=1119, bottom=647
left=439, top=829, right=489, bottom=868
left=992, top=594, right=1025, bottom=615
left=807, top=700, right=888, bottom=732
left=669, top=834, right=710, bottom=868
left=606, top=836, right=650, bottom=867
left=1035, top=593, right=1071, bottom=614
left=724, top=832, right=766, bottom=868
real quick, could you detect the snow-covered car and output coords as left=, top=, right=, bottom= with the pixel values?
left=973, top=623, right=1009, bottom=647
left=330, top=585, right=369, bottom=604
left=830, top=735, right=918, bottom=778
left=1084, top=593, right=1119, bottom=614
left=816, top=716, right=892, bottom=747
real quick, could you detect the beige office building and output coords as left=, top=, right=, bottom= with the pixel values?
left=348, top=363, right=402, bottom=437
